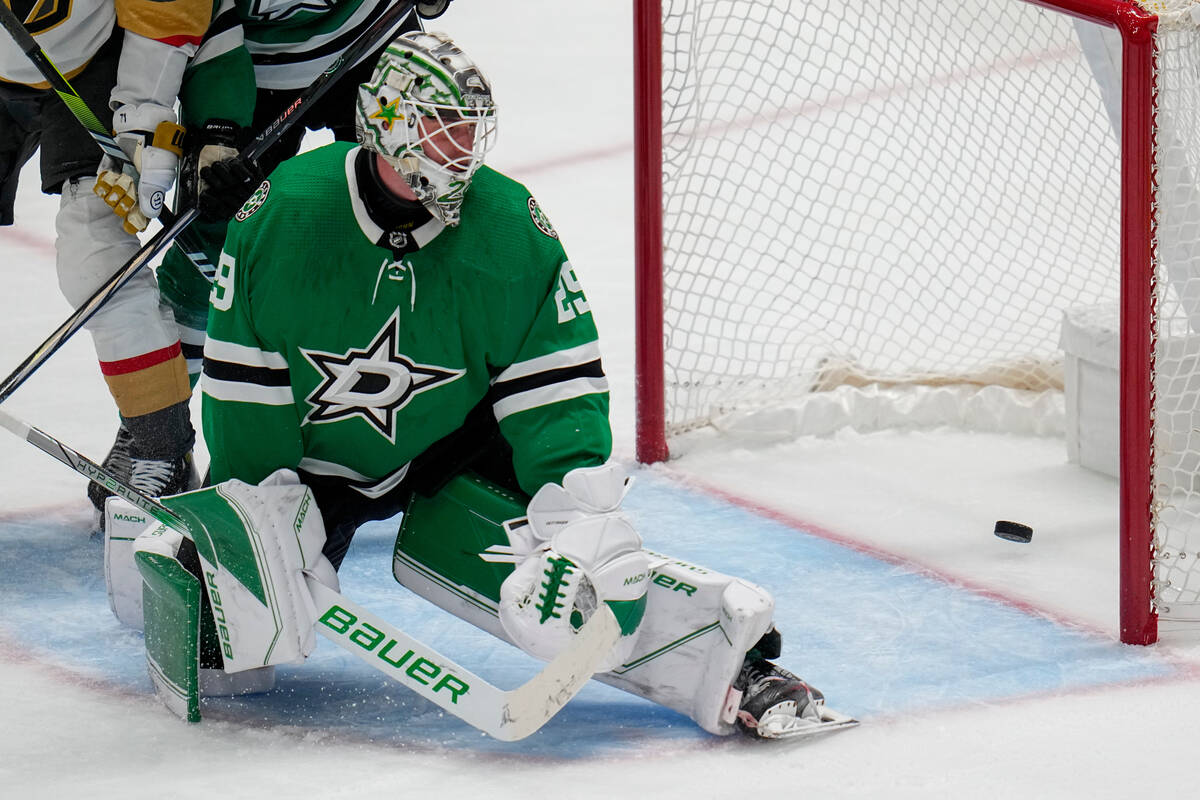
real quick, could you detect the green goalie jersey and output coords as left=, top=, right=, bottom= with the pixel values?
left=203, top=142, right=612, bottom=497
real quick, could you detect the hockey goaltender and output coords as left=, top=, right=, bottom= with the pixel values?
left=103, top=30, right=854, bottom=742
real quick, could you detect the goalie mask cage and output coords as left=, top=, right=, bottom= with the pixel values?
left=633, top=0, right=1200, bottom=645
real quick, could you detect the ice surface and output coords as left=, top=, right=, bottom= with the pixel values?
left=4, top=2, right=1200, bottom=797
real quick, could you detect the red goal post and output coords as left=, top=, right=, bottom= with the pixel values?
left=632, top=0, right=1192, bottom=644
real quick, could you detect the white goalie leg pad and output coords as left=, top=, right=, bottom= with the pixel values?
left=104, top=493, right=327, bottom=687
left=397, top=539, right=772, bottom=736
left=595, top=552, right=775, bottom=736
left=198, top=664, right=276, bottom=698
left=132, top=520, right=277, bottom=707
left=122, top=503, right=278, bottom=697
left=56, top=178, right=179, bottom=361
left=104, top=496, right=158, bottom=630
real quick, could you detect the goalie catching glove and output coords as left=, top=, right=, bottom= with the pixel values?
left=94, top=101, right=184, bottom=234
left=499, top=463, right=650, bottom=672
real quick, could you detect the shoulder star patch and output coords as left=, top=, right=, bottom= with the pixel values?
left=235, top=180, right=271, bottom=221
left=528, top=197, right=558, bottom=239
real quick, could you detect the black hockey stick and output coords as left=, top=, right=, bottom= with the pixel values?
left=0, top=0, right=417, bottom=406
left=0, top=0, right=213, bottom=274
left=0, top=404, right=620, bottom=740
left=234, top=0, right=416, bottom=165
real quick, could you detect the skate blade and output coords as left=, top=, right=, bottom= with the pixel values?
left=756, top=705, right=859, bottom=740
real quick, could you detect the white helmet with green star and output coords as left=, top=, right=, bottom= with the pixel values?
left=355, top=31, right=497, bottom=226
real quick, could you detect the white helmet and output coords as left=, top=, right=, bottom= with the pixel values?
left=355, top=32, right=497, bottom=226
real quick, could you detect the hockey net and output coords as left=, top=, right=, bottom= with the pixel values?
left=633, top=0, right=1200, bottom=643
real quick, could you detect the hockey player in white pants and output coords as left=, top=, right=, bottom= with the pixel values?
left=0, top=1, right=250, bottom=520
left=111, top=31, right=841, bottom=740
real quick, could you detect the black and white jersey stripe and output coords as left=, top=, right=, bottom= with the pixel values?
left=194, top=0, right=245, bottom=68
left=490, top=341, right=608, bottom=421
left=180, top=324, right=206, bottom=381
left=244, top=0, right=418, bottom=90
left=202, top=336, right=293, bottom=405
left=298, top=456, right=410, bottom=498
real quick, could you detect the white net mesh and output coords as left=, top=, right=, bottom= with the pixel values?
left=660, top=0, right=1124, bottom=432
left=651, top=0, right=1200, bottom=623
left=1149, top=14, right=1200, bottom=619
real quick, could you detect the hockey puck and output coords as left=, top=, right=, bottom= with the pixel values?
left=994, top=520, right=1033, bottom=543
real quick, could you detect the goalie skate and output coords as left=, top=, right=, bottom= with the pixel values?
left=734, top=658, right=859, bottom=740
left=753, top=702, right=860, bottom=740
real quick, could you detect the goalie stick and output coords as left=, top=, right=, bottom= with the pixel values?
left=307, top=578, right=619, bottom=741
left=0, top=406, right=622, bottom=740
left=0, top=0, right=417, bottom=407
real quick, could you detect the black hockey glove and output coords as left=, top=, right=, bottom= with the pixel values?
left=199, top=155, right=265, bottom=221
left=180, top=119, right=264, bottom=221
left=416, top=0, right=453, bottom=19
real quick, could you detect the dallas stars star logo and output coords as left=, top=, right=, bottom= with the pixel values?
left=370, top=95, right=404, bottom=130
left=300, top=310, right=465, bottom=442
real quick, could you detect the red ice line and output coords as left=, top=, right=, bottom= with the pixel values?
left=658, top=466, right=1200, bottom=666
left=664, top=466, right=1105, bottom=633
left=2, top=226, right=56, bottom=256
left=653, top=465, right=1200, bottom=715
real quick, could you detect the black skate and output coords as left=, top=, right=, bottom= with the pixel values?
left=734, top=658, right=858, bottom=740
left=129, top=452, right=200, bottom=498
left=89, top=401, right=200, bottom=531
left=88, top=425, right=136, bottom=524
left=91, top=449, right=200, bottom=531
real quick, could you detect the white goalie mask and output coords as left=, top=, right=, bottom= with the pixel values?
left=355, top=32, right=497, bottom=226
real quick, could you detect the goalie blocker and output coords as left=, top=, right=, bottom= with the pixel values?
left=123, top=469, right=336, bottom=718
left=109, top=468, right=838, bottom=738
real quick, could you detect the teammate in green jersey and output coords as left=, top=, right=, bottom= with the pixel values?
left=122, top=31, right=832, bottom=740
